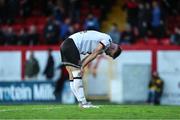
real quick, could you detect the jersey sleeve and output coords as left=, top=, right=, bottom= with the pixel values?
left=100, top=35, right=112, bottom=50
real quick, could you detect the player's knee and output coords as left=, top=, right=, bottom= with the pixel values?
left=72, top=70, right=83, bottom=89
left=65, top=66, right=73, bottom=80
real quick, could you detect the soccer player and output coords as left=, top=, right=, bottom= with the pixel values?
left=60, top=30, right=122, bottom=108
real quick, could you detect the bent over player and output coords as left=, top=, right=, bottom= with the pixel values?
left=60, top=30, right=122, bottom=108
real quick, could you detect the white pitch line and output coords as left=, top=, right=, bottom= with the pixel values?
left=0, top=106, right=64, bottom=112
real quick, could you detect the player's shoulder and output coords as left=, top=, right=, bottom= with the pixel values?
left=99, top=32, right=112, bottom=42
left=87, top=30, right=112, bottom=42
left=87, top=30, right=111, bottom=38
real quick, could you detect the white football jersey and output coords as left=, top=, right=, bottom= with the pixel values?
left=69, top=30, right=112, bottom=54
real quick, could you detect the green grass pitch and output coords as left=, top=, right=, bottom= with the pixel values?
left=0, top=104, right=180, bottom=119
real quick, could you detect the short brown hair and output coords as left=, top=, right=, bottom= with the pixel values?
left=113, top=47, right=122, bottom=59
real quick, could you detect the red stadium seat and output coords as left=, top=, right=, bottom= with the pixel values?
left=146, top=38, right=158, bottom=45
left=135, top=38, right=146, bottom=45
left=36, top=24, right=44, bottom=34
left=25, top=17, right=37, bottom=25
left=36, top=16, right=47, bottom=25
left=92, top=8, right=101, bottom=18
left=12, top=24, right=23, bottom=34
left=80, top=7, right=90, bottom=16
left=1, top=24, right=9, bottom=29
left=160, top=38, right=170, bottom=45
left=81, top=0, right=89, bottom=8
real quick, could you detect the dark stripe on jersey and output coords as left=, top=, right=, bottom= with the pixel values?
left=100, top=42, right=105, bottom=49
left=109, top=39, right=112, bottom=43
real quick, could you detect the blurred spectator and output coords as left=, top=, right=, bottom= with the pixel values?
left=144, top=2, right=152, bottom=39
left=18, top=28, right=28, bottom=45
left=147, top=72, right=164, bottom=105
left=170, top=27, right=180, bottom=45
left=28, top=25, right=39, bottom=45
left=144, top=2, right=152, bottom=26
left=84, top=13, right=99, bottom=30
left=151, top=1, right=165, bottom=39
left=73, top=22, right=81, bottom=33
left=60, top=18, right=72, bottom=40
left=0, top=29, right=5, bottom=45
left=5, top=0, right=19, bottom=24
left=176, top=1, right=180, bottom=13
left=0, top=0, right=5, bottom=23
left=121, top=24, right=135, bottom=44
left=19, top=0, right=32, bottom=17
left=25, top=51, right=40, bottom=80
left=68, top=26, right=75, bottom=37
left=53, top=5, right=64, bottom=22
left=163, top=0, right=179, bottom=15
left=0, top=0, right=179, bottom=46
left=68, top=0, right=80, bottom=22
left=43, top=49, right=54, bottom=80
left=123, top=0, right=138, bottom=28
left=44, top=16, right=59, bottom=45
left=4, top=27, right=17, bottom=45
left=45, top=0, right=55, bottom=16
left=107, top=23, right=121, bottom=44
left=137, top=3, right=148, bottom=39
left=54, top=64, right=69, bottom=101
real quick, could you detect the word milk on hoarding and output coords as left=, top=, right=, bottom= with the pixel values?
left=33, top=83, right=55, bottom=100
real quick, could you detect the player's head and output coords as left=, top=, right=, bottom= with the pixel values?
left=105, top=43, right=122, bottom=59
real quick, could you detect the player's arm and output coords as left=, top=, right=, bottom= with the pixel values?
left=81, top=43, right=104, bottom=70
left=81, top=55, right=90, bottom=64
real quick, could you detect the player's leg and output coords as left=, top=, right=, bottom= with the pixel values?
left=69, top=66, right=87, bottom=105
left=66, top=66, right=81, bottom=102
left=69, top=66, right=99, bottom=108
left=60, top=38, right=98, bottom=108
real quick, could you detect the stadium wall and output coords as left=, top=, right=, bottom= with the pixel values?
left=0, top=45, right=180, bottom=105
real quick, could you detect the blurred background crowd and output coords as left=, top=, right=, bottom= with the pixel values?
left=0, top=0, right=179, bottom=46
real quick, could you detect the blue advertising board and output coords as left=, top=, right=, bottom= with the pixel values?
left=0, top=81, right=75, bottom=104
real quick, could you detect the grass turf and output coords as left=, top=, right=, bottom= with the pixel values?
left=0, top=104, right=180, bottom=119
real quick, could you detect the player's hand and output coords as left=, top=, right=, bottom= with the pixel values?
left=80, top=67, right=84, bottom=76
